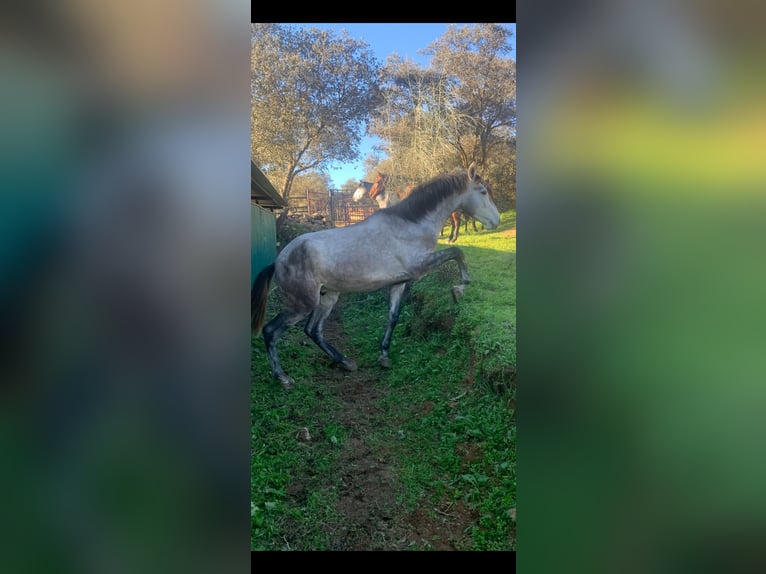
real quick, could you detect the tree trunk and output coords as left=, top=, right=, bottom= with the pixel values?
left=282, top=166, right=297, bottom=203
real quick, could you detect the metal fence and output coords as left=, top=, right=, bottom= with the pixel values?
left=288, top=188, right=377, bottom=226
left=333, top=202, right=377, bottom=226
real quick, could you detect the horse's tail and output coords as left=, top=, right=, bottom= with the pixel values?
left=251, top=263, right=276, bottom=334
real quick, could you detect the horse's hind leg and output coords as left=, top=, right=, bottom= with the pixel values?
left=304, top=291, right=357, bottom=372
left=379, top=281, right=408, bottom=368
left=263, top=310, right=309, bottom=388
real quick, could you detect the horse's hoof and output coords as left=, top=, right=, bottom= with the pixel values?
left=379, top=356, right=391, bottom=369
left=341, top=358, right=357, bottom=372
left=278, top=375, right=295, bottom=388
left=452, top=284, right=466, bottom=302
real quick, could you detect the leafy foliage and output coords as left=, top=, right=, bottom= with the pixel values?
left=370, top=24, right=516, bottom=206
left=251, top=24, right=381, bottom=200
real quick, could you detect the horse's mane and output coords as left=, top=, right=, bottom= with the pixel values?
left=382, top=172, right=468, bottom=223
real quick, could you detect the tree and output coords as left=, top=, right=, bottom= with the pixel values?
left=370, top=57, right=454, bottom=183
left=340, top=178, right=361, bottom=195
left=425, top=23, right=516, bottom=169
left=290, top=172, right=333, bottom=199
left=251, top=24, right=381, bottom=202
left=370, top=24, right=516, bottom=206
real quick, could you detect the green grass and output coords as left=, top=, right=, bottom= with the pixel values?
left=252, top=210, right=516, bottom=550
left=343, top=209, right=517, bottom=549
left=250, top=325, right=347, bottom=550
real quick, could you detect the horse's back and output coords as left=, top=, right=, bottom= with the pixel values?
left=275, top=218, right=414, bottom=293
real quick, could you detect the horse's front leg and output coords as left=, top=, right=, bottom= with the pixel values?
left=379, top=282, right=409, bottom=368
left=417, top=247, right=471, bottom=302
left=419, top=246, right=471, bottom=284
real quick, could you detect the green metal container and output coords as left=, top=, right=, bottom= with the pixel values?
left=251, top=203, right=277, bottom=285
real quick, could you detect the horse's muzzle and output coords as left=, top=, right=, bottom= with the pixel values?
left=479, top=215, right=501, bottom=229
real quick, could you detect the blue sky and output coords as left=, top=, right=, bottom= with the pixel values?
left=294, top=23, right=516, bottom=190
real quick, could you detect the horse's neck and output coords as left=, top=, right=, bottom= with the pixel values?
left=427, top=193, right=466, bottom=238
left=401, top=192, right=466, bottom=243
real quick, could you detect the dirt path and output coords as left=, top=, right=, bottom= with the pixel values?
left=288, top=303, right=478, bottom=550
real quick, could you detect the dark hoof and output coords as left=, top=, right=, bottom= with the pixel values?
left=379, top=356, right=391, bottom=369
left=340, top=358, right=357, bottom=372
left=452, top=284, right=466, bottom=302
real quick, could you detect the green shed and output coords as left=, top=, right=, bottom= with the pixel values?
left=251, top=161, right=287, bottom=285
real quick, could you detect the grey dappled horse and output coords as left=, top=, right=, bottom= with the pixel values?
left=252, top=163, right=500, bottom=388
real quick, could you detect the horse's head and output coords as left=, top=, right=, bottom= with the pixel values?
left=353, top=181, right=371, bottom=202
left=369, top=172, right=388, bottom=200
left=460, top=163, right=501, bottom=229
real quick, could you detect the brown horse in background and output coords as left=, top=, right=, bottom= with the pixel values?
left=353, top=173, right=416, bottom=209
left=352, top=172, right=397, bottom=209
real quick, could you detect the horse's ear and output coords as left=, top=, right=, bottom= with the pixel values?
left=468, top=163, right=477, bottom=180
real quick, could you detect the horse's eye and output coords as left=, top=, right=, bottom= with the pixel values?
left=480, top=190, right=487, bottom=195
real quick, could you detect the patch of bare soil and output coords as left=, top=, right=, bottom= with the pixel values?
left=282, top=302, right=477, bottom=551
left=454, top=441, right=484, bottom=466
left=319, top=305, right=405, bottom=550
left=407, top=499, right=479, bottom=550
